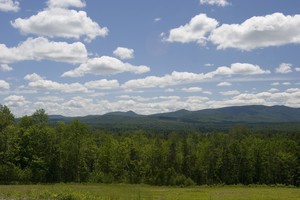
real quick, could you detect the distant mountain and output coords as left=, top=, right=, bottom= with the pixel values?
left=104, top=110, right=139, bottom=117
left=48, top=105, right=300, bottom=132
left=153, top=105, right=300, bottom=123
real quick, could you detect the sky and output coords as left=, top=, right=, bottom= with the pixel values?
left=0, top=0, right=300, bottom=117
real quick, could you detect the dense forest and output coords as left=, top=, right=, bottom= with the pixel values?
left=0, top=105, right=299, bottom=186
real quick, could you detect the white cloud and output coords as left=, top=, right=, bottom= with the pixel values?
left=200, top=0, right=229, bottom=7
left=203, top=91, right=212, bottom=95
left=286, top=88, right=300, bottom=93
left=24, top=73, right=44, bottom=82
left=229, top=63, right=270, bottom=75
left=24, top=73, right=119, bottom=93
left=84, top=79, right=119, bottom=90
left=275, top=63, right=293, bottom=74
left=12, top=8, right=108, bottom=42
left=4, top=95, right=28, bottom=107
left=182, top=87, right=203, bottom=92
left=113, top=47, right=134, bottom=60
left=122, top=63, right=269, bottom=89
left=220, top=90, right=240, bottom=96
left=164, top=13, right=218, bottom=45
left=62, top=56, right=150, bottom=77
left=269, top=88, right=279, bottom=93
left=0, top=80, right=10, bottom=90
left=204, top=63, right=214, bottom=67
left=63, top=96, right=93, bottom=109
left=210, top=63, right=270, bottom=76
left=154, top=18, right=161, bottom=22
left=295, top=67, right=300, bottom=72
left=0, top=37, right=87, bottom=64
left=117, top=95, right=181, bottom=103
left=37, top=96, right=64, bottom=102
left=186, top=96, right=209, bottom=105
left=25, top=73, right=88, bottom=93
left=283, top=82, right=291, bottom=85
left=210, top=13, right=300, bottom=50
left=0, top=64, right=12, bottom=72
left=29, top=80, right=88, bottom=93
left=271, top=82, right=280, bottom=86
left=47, top=0, right=86, bottom=8
left=217, top=82, right=231, bottom=87
left=122, top=71, right=212, bottom=89
left=0, top=0, right=19, bottom=12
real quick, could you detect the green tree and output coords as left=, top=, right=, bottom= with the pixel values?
left=0, top=105, right=14, bottom=132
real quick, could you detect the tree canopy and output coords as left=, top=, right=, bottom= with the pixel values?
left=0, top=105, right=299, bottom=186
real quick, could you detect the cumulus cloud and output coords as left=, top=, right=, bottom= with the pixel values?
left=113, top=47, right=134, bottom=60
left=37, top=96, right=64, bottom=102
left=217, top=82, right=231, bottom=87
left=271, top=82, right=280, bottom=86
left=164, top=13, right=218, bottom=45
left=182, top=87, right=203, bottom=92
left=84, top=79, right=120, bottom=90
left=122, top=71, right=211, bottom=89
left=220, top=90, right=240, bottom=96
left=117, top=95, right=181, bottom=103
left=12, top=7, right=108, bottom=42
left=269, top=88, right=279, bottom=93
left=203, top=91, right=213, bottom=95
left=24, top=73, right=119, bottom=93
left=25, top=73, right=88, bottom=93
left=275, top=63, right=293, bottom=74
left=186, top=96, right=209, bottom=105
left=47, top=0, right=86, bottom=8
left=0, top=80, right=10, bottom=90
left=24, top=73, right=44, bottom=82
left=204, top=63, right=214, bottom=67
left=62, top=56, right=150, bottom=77
left=210, top=63, right=270, bottom=76
left=295, top=67, right=300, bottom=72
left=122, top=63, right=269, bottom=89
left=200, top=0, right=229, bottom=7
left=30, top=80, right=88, bottom=93
left=210, top=13, right=300, bottom=50
left=286, top=88, right=300, bottom=93
left=0, top=0, right=19, bottom=12
left=0, top=64, right=13, bottom=72
left=4, top=95, right=28, bottom=107
left=0, top=37, right=87, bottom=64
left=211, top=90, right=300, bottom=108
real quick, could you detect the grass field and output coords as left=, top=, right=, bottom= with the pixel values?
left=0, top=184, right=299, bottom=200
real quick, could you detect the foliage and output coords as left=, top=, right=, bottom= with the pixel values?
left=0, top=105, right=299, bottom=186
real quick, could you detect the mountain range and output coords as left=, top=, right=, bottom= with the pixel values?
left=48, top=105, right=300, bottom=132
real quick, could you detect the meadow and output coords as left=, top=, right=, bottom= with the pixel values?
left=0, top=184, right=299, bottom=200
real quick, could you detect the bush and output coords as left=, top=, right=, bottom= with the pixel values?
left=174, top=175, right=195, bottom=187
left=0, top=164, right=32, bottom=183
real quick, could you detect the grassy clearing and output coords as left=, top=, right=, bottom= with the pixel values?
left=0, top=184, right=299, bottom=200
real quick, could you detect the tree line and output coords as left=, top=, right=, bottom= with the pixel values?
left=0, top=105, right=299, bottom=186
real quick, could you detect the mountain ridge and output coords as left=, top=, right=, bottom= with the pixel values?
left=48, top=105, right=300, bottom=124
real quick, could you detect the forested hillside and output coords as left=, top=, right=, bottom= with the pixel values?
left=48, top=105, right=300, bottom=133
left=1, top=105, right=299, bottom=186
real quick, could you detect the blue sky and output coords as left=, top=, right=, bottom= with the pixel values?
left=0, top=0, right=300, bottom=117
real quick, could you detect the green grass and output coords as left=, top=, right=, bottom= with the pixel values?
left=0, top=184, right=299, bottom=200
